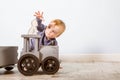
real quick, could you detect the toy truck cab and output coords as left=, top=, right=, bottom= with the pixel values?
left=17, top=34, right=60, bottom=76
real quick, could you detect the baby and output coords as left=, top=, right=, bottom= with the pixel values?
left=28, top=11, right=66, bottom=49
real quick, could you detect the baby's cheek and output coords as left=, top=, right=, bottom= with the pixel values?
left=53, top=34, right=58, bottom=37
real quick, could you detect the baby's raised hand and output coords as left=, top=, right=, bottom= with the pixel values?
left=34, top=11, right=44, bottom=20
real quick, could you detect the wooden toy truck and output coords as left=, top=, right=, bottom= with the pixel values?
left=17, top=34, right=60, bottom=76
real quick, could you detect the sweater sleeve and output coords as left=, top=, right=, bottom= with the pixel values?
left=36, top=18, right=45, bottom=32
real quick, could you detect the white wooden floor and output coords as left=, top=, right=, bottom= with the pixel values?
left=0, top=62, right=120, bottom=80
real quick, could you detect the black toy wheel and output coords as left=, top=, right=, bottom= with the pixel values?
left=17, top=54, right=39, bottom=76
left=41, top=56, right=60, bottom=74
left=4, top=67, right=14, bottom=71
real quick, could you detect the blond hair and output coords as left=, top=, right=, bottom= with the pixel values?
left=50, top=19, right=66, bottom=37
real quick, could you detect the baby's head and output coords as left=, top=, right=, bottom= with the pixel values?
left=45, top=19, right=66, bottom=39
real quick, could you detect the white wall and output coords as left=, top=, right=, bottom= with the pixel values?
left=0, top=0, right=120, bottom=54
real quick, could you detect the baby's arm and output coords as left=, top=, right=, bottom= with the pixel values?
left=34, top=11, right=45, bottom=32
left=36, top=18, right=45, bottom=32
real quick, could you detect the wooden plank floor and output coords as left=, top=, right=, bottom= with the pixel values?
left=0, top=62, right=120, bottom=80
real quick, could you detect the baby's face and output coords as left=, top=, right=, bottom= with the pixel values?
left=45, top=22, right=61, bottom=39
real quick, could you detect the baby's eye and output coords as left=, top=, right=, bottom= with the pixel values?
left=48, top=25, right=51, bottom=29
left=52, top=30, right=57, bottom=34
left=52, top=30, right=55, bottom=33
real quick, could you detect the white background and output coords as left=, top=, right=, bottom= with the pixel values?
left=0, top=0, right=120, bottom=54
